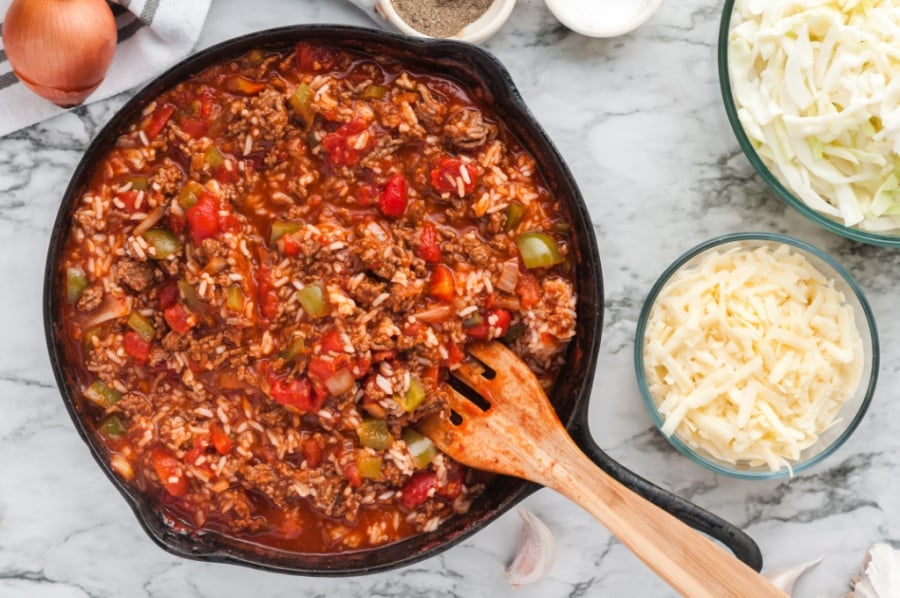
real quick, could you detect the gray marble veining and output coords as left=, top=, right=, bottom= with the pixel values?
left=1, top=0, right=898, bottom=596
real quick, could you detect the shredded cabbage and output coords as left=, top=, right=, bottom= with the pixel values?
left=729, top=0, right=900, bottom=232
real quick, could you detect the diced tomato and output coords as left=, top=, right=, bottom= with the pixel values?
left=183, top=446, right=204, bottom=467
left=158, top=280, right=179, bottom=309
left=465, top=321, right=489, bottom=339
left=267, top=373, right=319, bottom=412
left=182, top=434, right=210, bottom=467
left=489, top=308, right=511, bottom=337
left=163, top=303, right=195, bottom=334
left=428, top=265, right=455, bottom=302
left=296, top=42, right=337, bottom=72
left=319, top=329, right=345, bottom=354
left=351, top=356, right=372, bottom=379
left=321, top=119, right=369, bottom=166
left=143, top=104, right=175, bottom=139
left=321, top=132, right=356, bottom=166
left=446, top=343, right=465, bottom=366
left=197, top=90, right=215, bottom=119
left=114, top=190, right=142, bottom=213
left=209, top=423, right=233, bottom=455
left=150, top=447, right=189, bottom=497
left=186, top=192, right=220, bottom=245
left=307, top=356, right=335, bottom=388
left=436, top=462, right=464, bottom=499
left=418, top=222, right=441, bottom=263
left=466, top=309, right=509, bottom=340
left=371, top=349, right=398, bottom=363
left=177, top=91, right=215, bottom=138
left=302, top=438, right=322, bottom=468
left=342, top=457, right=362, bottom=488
left=400, top=470, right=437, bottom=509
left=280, top=233, right=300, bottom=256
left=339, top=119, right=367, bottom=136
left=220, top=213, right=241, bottom=233
left=178, top=117, right=207, bottom=138
left=516, top=273, right=541, bottom=309
left=354, top=182, right=378, bottom=207
left=255, top=268, right=279, bottom=320
left=378, top=174, right=408, bottom=218
left=123, top=330, right=151, bottom=364
left=430, top=158, right=478, bottom=195
left=213, top=162, right=238, bottom=184
left=402, top=322, right=424, bottom=338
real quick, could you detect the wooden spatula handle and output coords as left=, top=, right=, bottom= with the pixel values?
left=539, top=435, right=786, bottom=597
left=427, top=342, right=783, bottom=596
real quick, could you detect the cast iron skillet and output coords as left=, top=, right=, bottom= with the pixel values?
left=44, top=25, right=763, bottom=575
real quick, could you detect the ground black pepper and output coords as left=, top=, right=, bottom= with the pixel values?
left=390, top=0, right=494, bottom=38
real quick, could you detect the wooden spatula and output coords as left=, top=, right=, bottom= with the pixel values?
left=419, top=341, right=786, bottom=598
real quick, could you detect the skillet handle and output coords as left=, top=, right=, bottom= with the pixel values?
left=569, top=423, right=763, bottom=572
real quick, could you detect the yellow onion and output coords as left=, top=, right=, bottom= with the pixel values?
left=2, top=0, right=117, bottom=107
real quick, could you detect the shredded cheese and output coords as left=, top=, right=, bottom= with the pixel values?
left=643, top=244, right=864, bottom=473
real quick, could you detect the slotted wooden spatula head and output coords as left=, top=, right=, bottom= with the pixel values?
left=418, top=341, right=574, bottom=484
left=418, top=341, right=788, bottom=598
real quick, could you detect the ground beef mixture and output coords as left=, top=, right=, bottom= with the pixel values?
left=58, top=43, right=577, bottom=553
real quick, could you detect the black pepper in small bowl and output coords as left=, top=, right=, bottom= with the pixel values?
left=378, top=0, right=515, bottom=43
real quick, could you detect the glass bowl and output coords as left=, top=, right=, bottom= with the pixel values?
left=718, top=0, right=900, bottom=247
left=634, top=233, right=879, bottom=479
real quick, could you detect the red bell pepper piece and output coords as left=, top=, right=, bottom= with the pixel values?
left=302, top=438, right=322, bottom=468
left=123, top=330, right=151, bottom=364
left=418, top=222, right=441, bottom=263
left=430, top=157, right=478, bottom=195
left=186, top=192, right=220, bottom=246
left=150, top=447, right=189, bottom=497
left=143, top=104, right=175, bottom=140
left=209, top=423, right=233, bottom=455
left=378, top=174, right=408, bottom=218
left=267, top=372, right=319, bottom=412
left=321, top=119, right=368, bottom=166
left=400, top=470, right=437, bottom=509
left=296, top=42, right=337, bottom=72
left=163, top=303, right=195, bottom=334
left=466, top=308, right=511, bottom=340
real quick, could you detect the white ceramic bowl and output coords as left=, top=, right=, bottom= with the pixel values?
left=377, top=0, right=517, bottom=44
left=544, top=0, right=664, bottom=38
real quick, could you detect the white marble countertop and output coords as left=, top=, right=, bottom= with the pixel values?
left=2, top=1, right=897, bottom=596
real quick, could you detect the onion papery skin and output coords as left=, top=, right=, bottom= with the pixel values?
left=3, top=0, right=117, bottom=107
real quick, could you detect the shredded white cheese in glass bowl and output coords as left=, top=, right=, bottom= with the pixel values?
left=727, top=0, right=900, bottom=234
left=635, top=234, right=877, bottom=478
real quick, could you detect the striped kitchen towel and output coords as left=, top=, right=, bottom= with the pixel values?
left=0, top=0, right=211, bottom=137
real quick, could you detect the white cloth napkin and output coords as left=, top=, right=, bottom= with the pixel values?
left=0, top=0, right=211, bottom=137
left=347, top=0, right=391, bottom=29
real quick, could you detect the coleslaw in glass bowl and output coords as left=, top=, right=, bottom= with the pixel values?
left=720, top=0, right=900, bottom=246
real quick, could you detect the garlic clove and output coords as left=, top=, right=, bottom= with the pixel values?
left=764, top=556, right=823, bottom=595
left=505, top=508, right=556, bottom=588
left=849, top=543, right=900, bottom=598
